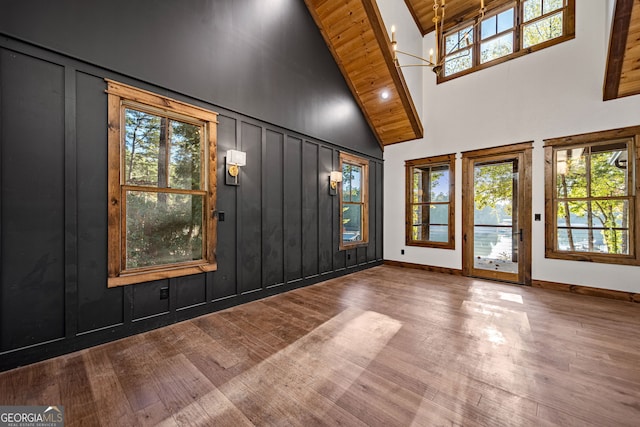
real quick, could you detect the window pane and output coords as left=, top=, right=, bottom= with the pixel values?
left=523, top=0, right=542, bottom=22
left=590, top=143, right=628, bottom=197
left=412, top=169, right=426, bottom=203
left=556, top=148, right=587, bottom=198
left=474, top=162, right=514, bottom=226
left=124, top=108, right=163, bottom=187
left=522, top=12, right=563, bottom=48
left=474, top=226, right=517, bottom=273
left=343, top=164, right=362, bottom=202
left=446, top=27, right=473, bottom=55
left=444, top=48, right=472, bottom=76
left=543, top=0, right=563, bottom=15
left=592, top=199, right=629, bottom=230
left=430, top=204, right=449, bottom=226
left=481, top=15, right=497, bottom=40
left=430, top=166, right=450, bottom=202
left=126, top=191, right=204, bottom=269
left=557, top=201, right=587, bottom=228
left=342, top=203, right=362, bottom=243
left=410, top=205, right=448, bottom=243
left=429, top=225, right=449, bottom=243
left=557, top=228, right=590, bottom=252
left=480, top=32, right=514, bottom=64
left=170, top=120, right=202, bottom=190
left=557, top=227, right=630, bottom=255
left=497, top=9, right=515, bottom=33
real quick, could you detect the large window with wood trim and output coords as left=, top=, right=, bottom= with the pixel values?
left=405, top=154, right=455, bottom=249
left=544, top=126, right=640, bottom=266
left=340, top=152, right=369, bottom=249
left=106, top=80, right=218, bottom=287
left=441, top=0, right=575, bottom=81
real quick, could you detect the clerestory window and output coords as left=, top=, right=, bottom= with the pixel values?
left=441, top=0, right=575, bottom=80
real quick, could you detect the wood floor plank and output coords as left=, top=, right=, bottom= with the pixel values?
left=1, top=265, right=639, bottom=425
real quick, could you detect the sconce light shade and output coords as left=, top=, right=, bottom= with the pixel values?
left=225, top=149, right=247, bottom=186
left=226, top=149, right=247, bottom=166
left=330, top=171, right=343, bottom=183
left=329, top=170, right=343, bottom=196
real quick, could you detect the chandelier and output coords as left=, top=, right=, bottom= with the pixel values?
left=391, top=0, right=486, bottom=76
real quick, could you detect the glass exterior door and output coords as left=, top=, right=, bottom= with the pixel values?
left=472, top=160, right=519, bottom=280
left=463, top=146, right=531, bottom=285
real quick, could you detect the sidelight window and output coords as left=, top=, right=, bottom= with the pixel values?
left=405, top=154, right=455, bottom=249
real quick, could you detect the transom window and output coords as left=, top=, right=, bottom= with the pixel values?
left=544, top=127, right=640, bottom=266
left=405, top=154, right=456, bottom=249
left=340, top=152, right=369, bottom=249
left=107, top=80, right=218, bottom=286
left=441, top=0, right=574, bottom=80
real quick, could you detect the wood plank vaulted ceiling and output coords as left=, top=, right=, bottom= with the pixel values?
left=305, top=0, right=640, bottom=147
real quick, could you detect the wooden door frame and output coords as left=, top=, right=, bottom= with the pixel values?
left=461, top=142, right=533, bottom=285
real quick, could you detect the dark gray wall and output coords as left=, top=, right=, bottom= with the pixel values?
left=0, top=0, right=380, bottom=158
left=0, top=0, right=383, bottom=371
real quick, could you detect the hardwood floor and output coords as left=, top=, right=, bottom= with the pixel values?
left=1, top=265, right=639, bottom=426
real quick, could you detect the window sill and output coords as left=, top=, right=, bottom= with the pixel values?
left=107, top=262, right=217, bottom=287
left=339, top=242, right=369, bottom=251
left=406, top=241, right=455, bottom=250
left=545, top=250, right=640, bottom=267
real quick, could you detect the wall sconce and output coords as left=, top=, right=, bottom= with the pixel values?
left=226, top=149, right=247, bottom=186
left=329, top=170, right=343, bottom=196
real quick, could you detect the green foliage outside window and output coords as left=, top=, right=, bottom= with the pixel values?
left=555, top=142, right=631, bottom=255
left=124, top=108, right=205, bottom=269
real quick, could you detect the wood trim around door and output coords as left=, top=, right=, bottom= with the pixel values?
left=461, top=143, right=533, bottom=285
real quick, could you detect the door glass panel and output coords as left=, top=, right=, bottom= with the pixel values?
left=473, top=161, right=518, bottom=274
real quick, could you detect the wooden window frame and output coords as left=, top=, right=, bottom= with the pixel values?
left=438, top=0, right=575, bottom=83
left=339, top=152, right=369, bottom=250
left=405, top=154, right=456, bottom=249
left=544, top=126, right=640, bottom=266
left=106, top=80, right=218, bottom=287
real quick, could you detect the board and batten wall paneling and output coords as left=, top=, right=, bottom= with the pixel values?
left=76, top=72, right=125, bottom=333
left=0, top=37, right=383, bottom=372
left=239, top=122, right=263, bottom=294
left=264, top=130, right=285, bottom=288
left=213, top=115, right=239, bottom=301
left=285, top=136, right=304, bottom=283
left=0, top=48, right=66, bottom=351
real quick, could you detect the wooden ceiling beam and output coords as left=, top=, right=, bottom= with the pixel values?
left=604, top=0, right=634, bottom=101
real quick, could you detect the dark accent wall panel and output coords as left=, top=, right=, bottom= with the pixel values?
left=0, top=36, right=383, bottom=371
left=263, top=130, right=284, bottom=287
left=376, top=162, right=384, bottom=260
left=0, top=0, right=381, bottom=158
left=333, top=151, right=347, bottom=271
left=367, top=160, right=378, bottom=262
left=239, top=122, right=262, bottom=293
left=0, top=49, right=66, bottom=351
left=132, top=280, right=169, bottom=320
left=76, top=71, right=123, bottom=333
left=284, top=136, right=303, bottom=282
left=319, top=147, right=333, bottom=274
left=302, top=142, right=319, bottom=277
left=175, top=274, right=206, bottom=310
left=213, top=115, right=238, bottom=300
